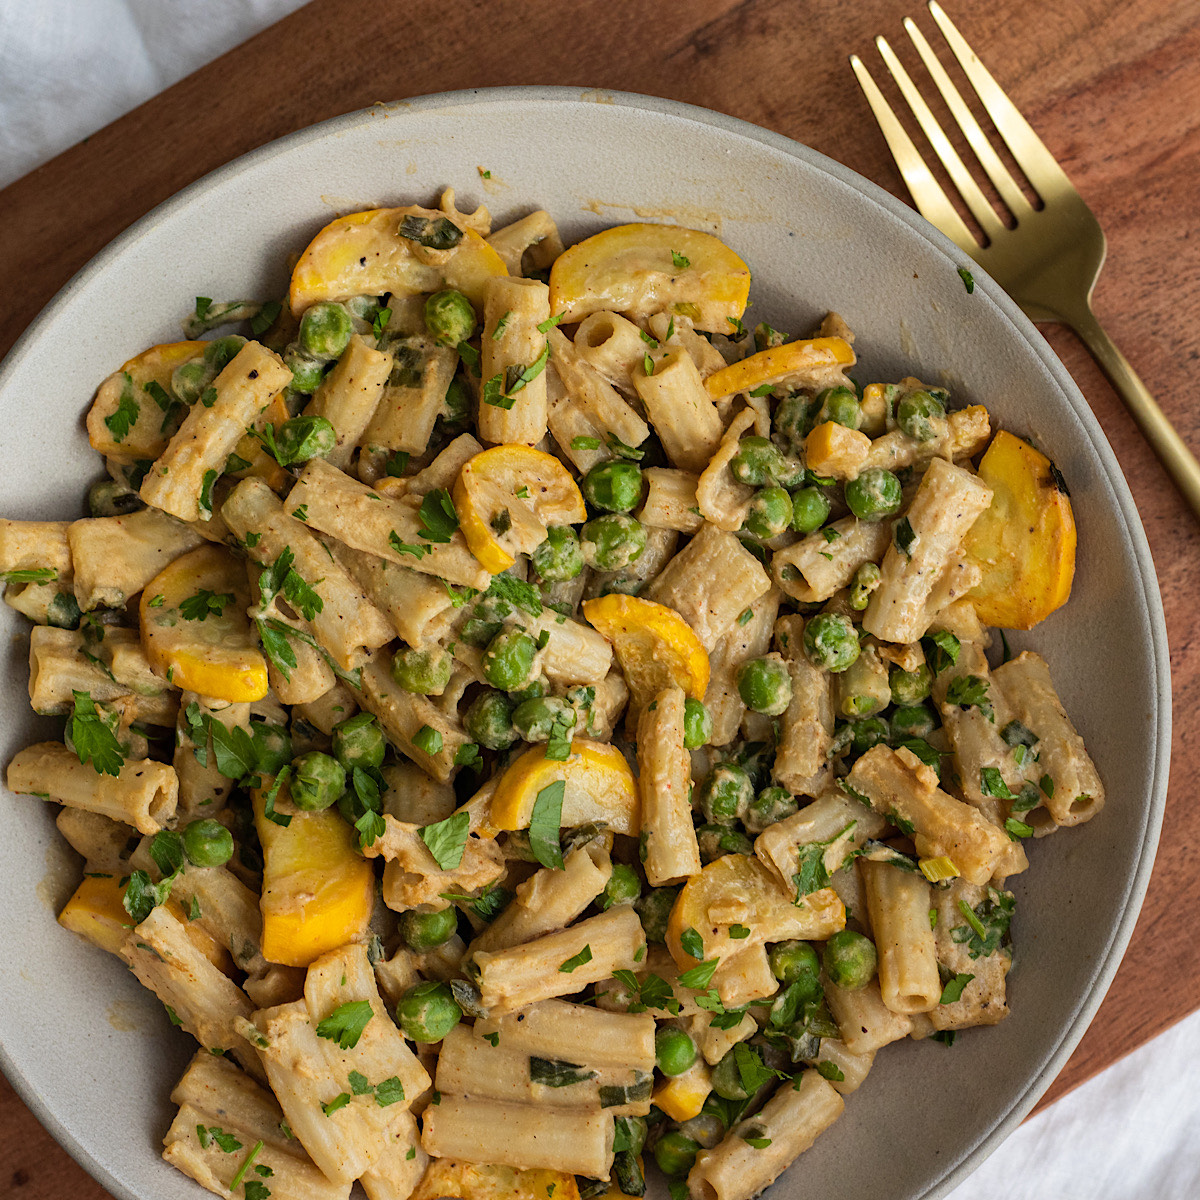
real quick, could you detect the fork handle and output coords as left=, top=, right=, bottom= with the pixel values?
left=1069, top=306, right=1200, bottom=521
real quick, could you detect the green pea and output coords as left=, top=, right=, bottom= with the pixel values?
left=897, top=389, right=946, bottom=442
left=203, top=335, right=247, bottom=373
left=284, top=346, right=326, bottom=394
left=742, top=487, right=793, bottom=540
left=696, top=824, right=754, bottom=864
left=890, top=663, right=933, bottom=706
left=289, top=751, right=346, bottom=812
left=635, top=886, right=678, bottom=943
left=655, top=1028, right=698, bottom=1077
left=817, top=385, right=862, bottom=430
left=677, top=1112, right=726, bottom=1150
left=442, top=376, right=471, bottom=425
left=299, top=302, right=353, bottom=360
left=580, top=514, right=646, bottom=571
left=171, top=357, right=211, bottom=405
left=711, top=1050, right=750, bottom=1101
left=344, top=294, right=385, bottom=327
left=88, top=478, right=140, bottom=518
left=600, top=863, right=642, bottom=910
left=481, top=628, right=538, bottom=692
left=512, top=696, right=576, bottom=743
left=698, top=763, right=753, bottom=826
left=391, top=645, right=454, bottom=694
left=803, top=613, right=861, bottom=673
left=46, top=591, right=82, bottom=630
left=652, top=1132, right=700, bottom=1179
left=844, top=468, right=902, bottom=521
left=583, top=460, right=643, bottom=513
left=890, top=704, right=935, bottom=741
left=395, top=980, right=462, bottom=1043
left=772, top=393, right=816, bottom=451
left=182, top=818, right=233, bottom=868
left=273, top=414, right=336, bottom=465
left=745, top=786, right=798, bottom=834
left=532, top=525, right=584, bottom=582
left=425, top=290, right=478, bottom=346
left=851, top=716, right=891, bottom=754
left=730, top=436, right=784, bottom=487
left=790, top=485, right=832, bottom=534
left=682, top=698, right=712, bottom=750
left=614, top=1115, right=648, bottom=1157
left=769, top=940, right=821, bottom=987
left=252, top=722, right=293, bottom=776
left=400, top=906, right=459, bottom=952
left=849, top=562, right=882, bottom=611
left=463, top=690, right=516, bottom=750
left=510, top=676, right=549, bottom=706
left=460, top=594, right=510, bottom=647
left=331, top=712, right=385, bottom=772
left=822, top=929, right=878, bottom=989
left=773, top=453, right=807, bottom=491
left=736, top=655, right=793, bottom=717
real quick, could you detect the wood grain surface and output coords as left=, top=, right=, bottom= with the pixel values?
left=2, top=0, right=1198, bottom=1194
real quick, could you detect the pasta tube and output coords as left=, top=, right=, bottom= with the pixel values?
left=287, top=458, right=489, bottom=590
left=7, top=741, right=177, bottom=834
left=473, top=905, right=646, bottom=1014
left=140, top=341, right=291, bottom=521
left=305, top=334, right=393, bottom=469
left=479, top=276, right=551, bottom=446
left=421, top=1094, right=614, bottom=1179
left=637, top=685, right=702, bottom=886
left=222, top=477, right=395, bottom=670
left=860, top=858, right=941, bottom=1014
left=687, top=1071, right=844, bottom=1200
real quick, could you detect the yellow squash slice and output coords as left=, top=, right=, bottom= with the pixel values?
left=253, top=783, right=374, bottom=967
left=453, top=444, right=588, bottom=573
left=87, top=340, right=207, bottom=461
left=665, top=854, right=845, bottom=970
left=412, top=1160, right=581, bottom=1200
left=653, top=1066, right=712, bottom=1122
left=489, top=738, right=640, bottom=836
left=548, top=223, right=751, bottom=333
left=704, top=337, right=856, bottom=400
left=582, top=594, right=710, bottom=719
left=59, top=875, right=230, bottom=970
left=139, top=544, right=268, bottom=703
left=963, top=429, right=1076, bottom=629
left=289, top=206, right=508, bottom=315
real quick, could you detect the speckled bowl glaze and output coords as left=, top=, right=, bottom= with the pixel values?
left=0, top=88, right=1169, bottom=1200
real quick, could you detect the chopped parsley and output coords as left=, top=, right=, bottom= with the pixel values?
left=315, top=1000, right=373, bottom=1049
left=418, top=809, right=470, bottom=870
left=104, top=374, right=139, bottom=442
left=179, top=589, right=233, bottom=622
left=528, top=780, right=566, bottom=869
left=559, top=945, right=593, bottom=973
left=68, top=690, right=124, bottom=776
left=417, top=488, right=459, bottom=543
left=670, top=250, right=691, bottom=270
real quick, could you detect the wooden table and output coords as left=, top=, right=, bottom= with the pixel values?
left=1, top=0, right=1197, bottom=1193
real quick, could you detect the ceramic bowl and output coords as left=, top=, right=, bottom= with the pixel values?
left=0, top=88, right=1169, bottom=1200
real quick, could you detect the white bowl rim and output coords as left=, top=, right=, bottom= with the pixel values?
left=0, top=85, right=1171, bottom=1200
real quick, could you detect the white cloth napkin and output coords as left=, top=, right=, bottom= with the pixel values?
left=1, top=1, right=1196, bottom=1197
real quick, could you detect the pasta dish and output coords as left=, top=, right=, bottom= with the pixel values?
left=1, top=189, right=1100, bottom=1200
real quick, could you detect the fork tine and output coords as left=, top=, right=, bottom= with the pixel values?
left=850, top=54, right=979, bottom=255
left=875, top=35, right=1007, bottom=241
left=903, top=17, right=1032, bottom=218
left=927, top=1, right=1074, bottom=202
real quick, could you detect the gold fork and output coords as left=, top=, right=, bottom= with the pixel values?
left=851, top=1, right=1200, bottom=518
